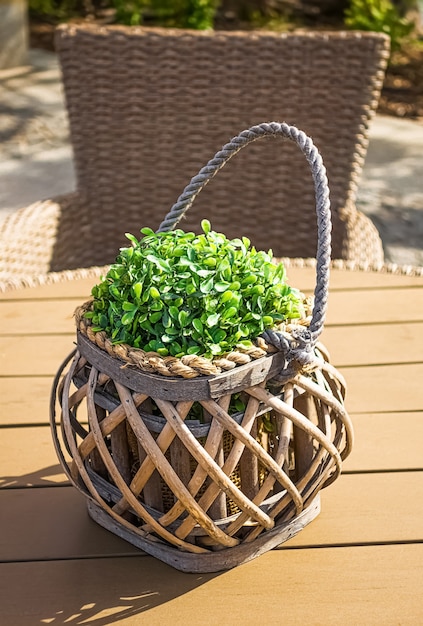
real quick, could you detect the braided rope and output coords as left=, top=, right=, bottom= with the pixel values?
left=75, top=302, right=315, bottom=380
left=158, top=122, right=332, bottom=368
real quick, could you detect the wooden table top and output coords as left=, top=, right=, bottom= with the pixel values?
left=1, top=266, right=422, bottom=625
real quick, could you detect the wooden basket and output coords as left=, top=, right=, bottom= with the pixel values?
left=50, top=123, right=353, bottom=573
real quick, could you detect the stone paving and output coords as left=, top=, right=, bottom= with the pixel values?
left=1, top=49, right=422, bottom=266
left=357, top=115, right=423, bottom=266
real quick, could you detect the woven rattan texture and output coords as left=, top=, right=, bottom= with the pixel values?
left=55, top=26, right=388, bottom=264
left=0, top=27, right=390, bottom=281
left=51, top=346, right=353, bottom=571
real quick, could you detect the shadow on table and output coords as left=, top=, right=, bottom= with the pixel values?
left=0, top=462, right=69, bottom=488
left=0, top=463, right=220, bottom=625
left=1, top=555, right=219, bottom=625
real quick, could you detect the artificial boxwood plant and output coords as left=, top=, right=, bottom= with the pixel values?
left=85, top=220, right=306, bottom=360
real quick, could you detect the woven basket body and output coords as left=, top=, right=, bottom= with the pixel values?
left=52, top=335, right=350, bottom=572
left=51, top=123, right=353, bottom=572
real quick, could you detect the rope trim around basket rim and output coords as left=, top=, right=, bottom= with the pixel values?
left=75, top=301, right=315, bottom=379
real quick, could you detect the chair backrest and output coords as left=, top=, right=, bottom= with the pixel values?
left=55, top=25, right=389, bottom=266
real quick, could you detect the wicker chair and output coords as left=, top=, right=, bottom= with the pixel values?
left=0, top=25, right=390, bottom=290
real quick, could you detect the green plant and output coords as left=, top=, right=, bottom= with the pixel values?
left=28, top=0, right=83, bottom=20
left=111, top=0, right=144, bottom=25
left=28, top=0, right=218, bottom=28
left=147, top=0, right=218, bottom=29
left=345, top=0, right=415, bottom=51
left=87, top=221, right=305, bottom=359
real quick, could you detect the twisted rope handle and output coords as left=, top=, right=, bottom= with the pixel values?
left=158, top=122, right=331, bottom=368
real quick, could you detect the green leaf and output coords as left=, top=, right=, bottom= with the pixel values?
left=221, top=290, right=234, bottom=303
left=140, top=319, right=155, bottom=333
left=162, top=310, right=171, bottom=328
left=121, top=310, right=136, bottom=325
left=212, top=328, right=226, bottom=343
left=221, top=306, right=238, bottom=320
left=201, top=219, right=211, bottom=234
left=150, top=286, right=161, bottom=299
left=122, top=301, right=137, bottom=311
left=149, top=312, right=162, bottom=324
left=141, top=227, right=155, bottom=236
left=125, top=232, right=139, bottom=246
left=149, top=299, right=163, bottom=311
left=169, top=341, right=182, bottom=356
left=132, top=282, right=143, bottom=300
left=186, top=282, right=197, bottom=295
left=197, top=269, right=213, bottom=278
left=206, top=312, right=220, bottom=327
left=209, top=343, right=222, bottom=355
left=200, top=276, right=214, bottom=294
left=178, top=310, right=189, bottom=327
left=109, top=284, right=121, bottom=299
left=169, top=306, right=179, bottom=320
left=146, top=254, right=171, bottom=273
left=166, top=326, right=180, bottom=336
left=192, top=318, right=203, bottom=334
left=99, top=313, right=108, bottom=326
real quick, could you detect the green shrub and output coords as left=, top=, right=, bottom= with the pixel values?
left=86, top=221, right=305, bottom=359
left=344, top=0, right=415, bottom=50
left=111, top=0, right=143, bottom=25
left=29, top=0, right=218, bottom=28
left=29, top=0, right=81, bottom=20
left=144, top=0, right=218, bottom=29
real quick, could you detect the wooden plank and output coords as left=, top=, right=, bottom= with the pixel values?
left=0, top=545, right=422, bottom=625
left=0, top=376, right=88, bottom=426
left=286, top=471, right=423, bottom=547
left=288, top=266, right=423, bottom=291
left=0, top=298, right=79, bottom=335
left=0, top=335, right=76, bottom=376
left=322, top=321, right=423, bottom=367
left=0, top=487, right=140, bottom=562
left=340, top=363, right=423, bottom=413
left=325, top=286, right=423, bottom=325
left=2, top=286, right=422, bottom=335
left=1, top=267, right=423, bottom=304
left=0, top=275, right=102, bottom=301
left=1, top=472, right=421, bottom=562
left=344, top=412, right=423, bottom=472
left=2, top=319, right=422, bottom=377
left=0, top=426, right=68, bottom=488
left=0, top=377, right=53, bottom=425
